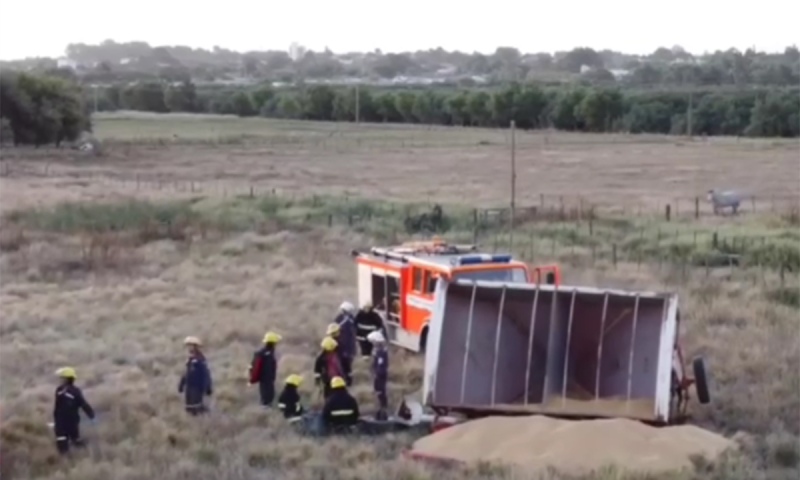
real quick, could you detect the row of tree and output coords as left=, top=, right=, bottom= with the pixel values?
left=0, top=72, right=90, bottom=146
left=5, top=41, right=800, bottom=87
left=101, top=82, right=800, bottom=137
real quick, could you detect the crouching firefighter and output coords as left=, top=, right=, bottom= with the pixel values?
left=53, top=367, right=95, bottom=455
left=249, top=331, right=281, bottom=408
left=321, top=376, right=360, bottom=433
left=314, top=336, right=349, bottom=398
left=278, top=374, right=305, bottom=422
left=367, top=331, right=390, bottom=420
left=178, top=336, right=213, bottom=416
left=355, top=301, right=385, bottom=359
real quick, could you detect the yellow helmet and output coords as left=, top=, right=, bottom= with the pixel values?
left=326, top=323, right=340, bottom=336
left=321, top=336, right=338, bottom=351
left=184, top=336, right=202, bottom=346
left=330, top=376, right=346, bottom=389
left=285, top=374, right=303, bottom=387
left=263, top=331, right=282, bottom=344
left=56, top=367, right=76, bottom=379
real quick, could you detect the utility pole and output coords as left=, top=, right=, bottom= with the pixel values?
left=92, top=84, right=98, bottom=113
left=509, top=120, right=517, bottom=254
left=686, top=92, right=693, bottom=137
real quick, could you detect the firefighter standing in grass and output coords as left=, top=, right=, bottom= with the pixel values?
left=52, top=367, right=95, bottom=455
left=354, top=301, right=385, bottom=359
left=333, top=301, right=357, bottom=380
left=277, top=374, right=305, bottom=421
left=321, top=376, right=360, bottom=432
left=249, top=331, right=281, bottom=408
left=367, top=331, right=390, bottom=420
left=314, top=336, right=346, bottom=398
left=325, top=323, right=353, bottom=386
left=178, top=336, right=213, bottom=416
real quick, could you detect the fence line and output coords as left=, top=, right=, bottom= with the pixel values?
left=2, top=161, right=798, bottom=221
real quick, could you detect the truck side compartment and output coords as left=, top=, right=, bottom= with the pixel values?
left=425, top=280, right=677, bottom=423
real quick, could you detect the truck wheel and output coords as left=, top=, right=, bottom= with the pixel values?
left=693, top=357, right=711, bottom=405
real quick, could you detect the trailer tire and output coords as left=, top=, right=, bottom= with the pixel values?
left=693, top=357, right=711, bottom=405
left=419, top=326, right=429, bottom=353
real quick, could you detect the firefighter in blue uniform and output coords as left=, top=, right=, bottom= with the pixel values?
left=367, top=331, right=390, bottom=420
left=277, top=374, right=305, bottom=421
left=249, top=331, right=281, bottom=408
left=178, top=336, right=213, bottom=415
left=332, top=301, right=357, bottom=382
left=321, top=376, right=360, bottom=433
left=52, top=367, right=95, bottom=454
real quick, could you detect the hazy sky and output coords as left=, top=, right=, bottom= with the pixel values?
left=1, top=0, right=797, bottom=60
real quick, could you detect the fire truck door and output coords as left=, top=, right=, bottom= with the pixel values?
left=406, top=266, right=435, bottom=335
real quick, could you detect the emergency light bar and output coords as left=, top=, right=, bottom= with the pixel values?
left=455, top=254, right=513, bottom=265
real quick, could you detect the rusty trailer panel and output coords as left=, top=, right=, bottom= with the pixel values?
left=423, top=280, right=679, bottom=424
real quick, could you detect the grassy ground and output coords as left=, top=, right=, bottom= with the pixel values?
left=0, top=194, right=798, bottom=480
left=0, top=115, right=799, bottom=479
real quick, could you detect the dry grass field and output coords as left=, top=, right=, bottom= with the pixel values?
left=0, top=113, right=798, bottom=480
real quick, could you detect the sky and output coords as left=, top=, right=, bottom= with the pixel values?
left=0, top=0, right=798, bottom=60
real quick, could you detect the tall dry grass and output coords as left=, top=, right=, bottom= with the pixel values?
left=0, top=197, right=798, bottom=479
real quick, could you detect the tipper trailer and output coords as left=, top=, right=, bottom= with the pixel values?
left=418, top=278, right=710, bottom=425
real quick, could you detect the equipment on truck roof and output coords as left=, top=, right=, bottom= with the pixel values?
left=350, top=238, right=561, bottom=353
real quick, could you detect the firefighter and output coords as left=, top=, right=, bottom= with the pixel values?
left=321, top=376, right=360, bottom=433
left=333, top=301, right=357, bottom=375
left=249, top=331, right=281, bottom=408
left=367, top=331, right=390, bottom=420
left=314, top=336, right=346, bottom=398
left=52, top=367, right=95, bottom=455
left=325, top=323, right=352, bottom=385
left=277, top=374, right=305, bottom=421
left=354, top=301, right=385, bottom=359
left=178, top=336, right=213, bottom=416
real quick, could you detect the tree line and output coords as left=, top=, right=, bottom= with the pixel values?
left=2, top=71, right=798, bottom=148
left=4, top=41, right=799, bottom=88
left=101, top=81, right=800, bottom=137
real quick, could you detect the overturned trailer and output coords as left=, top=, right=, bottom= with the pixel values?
left=420, top=279, right=710, bottom=425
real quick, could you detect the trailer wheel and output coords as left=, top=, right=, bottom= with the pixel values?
left=692, top=357, right=711, bottom=405
left=419, top=326, right=429, bottom=353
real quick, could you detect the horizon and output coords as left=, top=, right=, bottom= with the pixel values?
left=1, top=0, right=798, bottom=61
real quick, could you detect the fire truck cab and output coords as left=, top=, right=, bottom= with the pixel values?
left=350, top=238, right=561, bottom=353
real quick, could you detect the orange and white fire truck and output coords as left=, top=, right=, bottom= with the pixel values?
left=350, top=238, right=561, bottom=353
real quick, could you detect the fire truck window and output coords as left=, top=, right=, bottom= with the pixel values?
left=413, top=268, right=424, bottom=292
left=426, top=275, right=438, bottom=293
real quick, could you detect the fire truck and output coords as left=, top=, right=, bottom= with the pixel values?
left=350, top=238, right=561, bottom=353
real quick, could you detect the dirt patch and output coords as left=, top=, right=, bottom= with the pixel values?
left=411, top=415, right=736, bottom=475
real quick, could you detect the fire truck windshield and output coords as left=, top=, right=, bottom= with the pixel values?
left=453, top=267, right=528, bottom=283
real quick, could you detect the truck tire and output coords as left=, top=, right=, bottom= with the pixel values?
left=693, top=357, right=711, bottom=405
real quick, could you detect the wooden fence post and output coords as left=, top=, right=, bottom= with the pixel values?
left=665, top=204, right=671, bottom=222
left=612, top=243, right=618, bottom=269
left=695, top=197, right=700, bottom=219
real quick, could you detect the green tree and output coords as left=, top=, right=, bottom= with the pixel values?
left=302, top=85, right=335, bottom=120
left=576, top=88, right=625, bottom=132
left=0, top=71, right=88, bottom=146
left=230, top=92, right=257, bottom=117
left=164, top=81, right=199, bottom=112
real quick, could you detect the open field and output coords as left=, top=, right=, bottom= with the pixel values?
left=1, top=114, right=799, bottom=479
left=0, top=112, right=798, bottom=213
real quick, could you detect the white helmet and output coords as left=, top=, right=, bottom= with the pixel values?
left=367, top=331, right=385, bottom=343
left=339, top=301, right=355, bottom=314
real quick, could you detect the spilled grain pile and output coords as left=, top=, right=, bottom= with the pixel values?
left=411, top=416, right=736, bottom=475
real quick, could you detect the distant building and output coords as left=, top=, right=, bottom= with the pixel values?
left=56, top=58, right=79, bottom=70
left=288, top=42, right=305, bottom=61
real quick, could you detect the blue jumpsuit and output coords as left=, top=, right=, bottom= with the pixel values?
left=372, top=347, right=389, bottom=419
left=178, top=353, right=213, bottom=415
left=53, top=382, right=95, bottom=454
